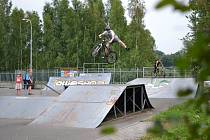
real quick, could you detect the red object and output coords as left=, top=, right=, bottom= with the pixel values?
left=16, top=75, right=22, bottom=83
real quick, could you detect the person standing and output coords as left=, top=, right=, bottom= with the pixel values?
left=23, top=70, right=33, bottom=95
left=28, top=75, right=33, bottom=95
left=23, top=71, right=29, bottom=90
left=15, top=73, right=22, bottom=96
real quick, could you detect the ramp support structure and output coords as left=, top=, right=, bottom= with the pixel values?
left=124, top=90, right=127, bottom=116
left=104, top=84, right=154, bottom=122
left=133, top=88, right=135, bottom=112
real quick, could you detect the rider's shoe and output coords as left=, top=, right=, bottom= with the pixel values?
left=125, top=47, right=130, bottom=51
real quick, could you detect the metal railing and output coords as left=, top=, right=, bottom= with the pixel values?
left=0, top=67, right=193, bottom=88
left=143, top=67, right=192, bottom=78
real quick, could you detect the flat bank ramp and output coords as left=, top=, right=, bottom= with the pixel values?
left=127, top=78, right=198, bottom=98
left=31, top=84, right=153, bottom=128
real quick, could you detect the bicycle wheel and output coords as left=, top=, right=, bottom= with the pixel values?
left=91, top=44, right=101, bottom=57
left=107, top=51, right=117, bottom=64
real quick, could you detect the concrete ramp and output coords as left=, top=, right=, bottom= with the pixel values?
left=44, top=73, right=112, bottom=93
left=31, top=85, right=126, bottom=128
left=127, top=78, right=198, bottom=98
left=0, top=96, right=55, bottom=119
left=31, top=84, right=153, bottom=128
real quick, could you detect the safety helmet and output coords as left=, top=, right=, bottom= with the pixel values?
left=105, top=25, right=111, bottom=31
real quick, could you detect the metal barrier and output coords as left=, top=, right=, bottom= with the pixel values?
left=142, top=67, right=192, bottom=78
left=0, top=67, right=193, bottom=88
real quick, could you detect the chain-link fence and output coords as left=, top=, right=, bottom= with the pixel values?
left=0, top=66, right=193, bottom=88
left=143, top=67, right=193, bottom=78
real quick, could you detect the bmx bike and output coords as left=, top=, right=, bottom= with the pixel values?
left=153, top=66, right=166, bottom=78
left=91, top=39, right=117, bottom=64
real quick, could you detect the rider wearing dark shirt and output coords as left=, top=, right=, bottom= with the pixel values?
left=154, top=59, right=163, bottom=75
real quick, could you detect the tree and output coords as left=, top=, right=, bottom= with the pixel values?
left=0, top=0, right=12, bottom=70
left=9, top=8, right=25, bottom=70
left=0, top=0, right=157, bottom=70
left=106, top=0, right=128, bottom=66
left=124, top=0, right=155, bottom=68
left=147, top=0, right=210, bottom=139
left=82, top=0, right=106, bottom=64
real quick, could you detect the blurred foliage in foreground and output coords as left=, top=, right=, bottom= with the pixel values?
left=143, top=100, right=210, bottom=140
left=144, top=0, right=210, bottom=139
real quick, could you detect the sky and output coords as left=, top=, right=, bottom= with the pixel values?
left=11, top=0, right=190, bottom=54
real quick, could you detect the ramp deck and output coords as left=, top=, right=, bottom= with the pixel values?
left=31, top=84, right=153, bottom=128
left=127, top=78, right=198, bottom=98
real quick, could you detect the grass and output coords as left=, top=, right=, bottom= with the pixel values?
left=141, top=100, right=210, bottom=140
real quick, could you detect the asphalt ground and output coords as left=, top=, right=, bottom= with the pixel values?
left=0, top=88, right=186, bottom=140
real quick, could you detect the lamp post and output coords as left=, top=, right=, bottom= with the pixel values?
left=22, top=18, right=32, bottom=77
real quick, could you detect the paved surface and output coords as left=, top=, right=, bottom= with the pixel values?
left=0, top=84, right=153, bottom=128
left=0, top=83, right=188, bottom=140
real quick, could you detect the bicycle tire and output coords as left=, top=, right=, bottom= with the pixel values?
left=91, top=44, right=101, bottom=57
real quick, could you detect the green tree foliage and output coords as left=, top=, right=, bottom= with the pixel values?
left=107, top=0, right=127, bottom=65
left=155, top=50, right=184, bottom=67
left=8, top=8, right=23, bottom=70
left=0, top=0, right=157, bottom=70
left=0, top=0, right=12, bottom=70
left=125, top=0, right=156, bottom=68
left=108, top=0, right=127, bottom=36
left=147, top=0, right=210, bottom=139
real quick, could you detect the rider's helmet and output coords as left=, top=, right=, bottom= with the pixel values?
left=105, top=25, right=111, bottom=31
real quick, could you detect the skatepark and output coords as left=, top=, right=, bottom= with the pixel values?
left=0, top=70, right=198, bottom=140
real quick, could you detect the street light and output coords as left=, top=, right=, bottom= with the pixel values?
left=22, top=18, right=33, bottom=77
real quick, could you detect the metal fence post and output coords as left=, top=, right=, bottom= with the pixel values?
left=137, top=68, right=138, bottom=78
left=133, top=87, right=135, bottom=112
left=12, top=73, right=14, bottom=88
left=47, top=69, right=49, bottom=79
left=173, top=68, right=175, bottom=78
left=120, top=68, right=121, bottom=84
left=113, top=63, right=115, bottom=84
left=124, top=90, right=127, bottom=116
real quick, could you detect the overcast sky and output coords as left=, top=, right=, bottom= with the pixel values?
left=11, top=0, right=190, bottom=54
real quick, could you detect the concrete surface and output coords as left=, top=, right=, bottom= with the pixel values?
left=0, top=87, right=186, bottom=140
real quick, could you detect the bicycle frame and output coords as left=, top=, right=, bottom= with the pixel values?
left=92, top=38, right=117, bottom=64
left=98, top=39, right=111, bottom=56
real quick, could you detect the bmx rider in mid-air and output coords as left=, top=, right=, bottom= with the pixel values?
left=98, top=25, right=129, bottom=56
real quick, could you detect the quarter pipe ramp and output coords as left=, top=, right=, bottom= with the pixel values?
left=127, top=78, right=198, bottom=98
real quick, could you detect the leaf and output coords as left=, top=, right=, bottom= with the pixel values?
left=156, top=0, right=190, bottom=12
left=177, top=88, right=193, bottom=97
left=100, top=126, right=117, bottom=135
left=156, top=0, right=175, bottom=9
left=147, top=120, right=166, bottom=136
